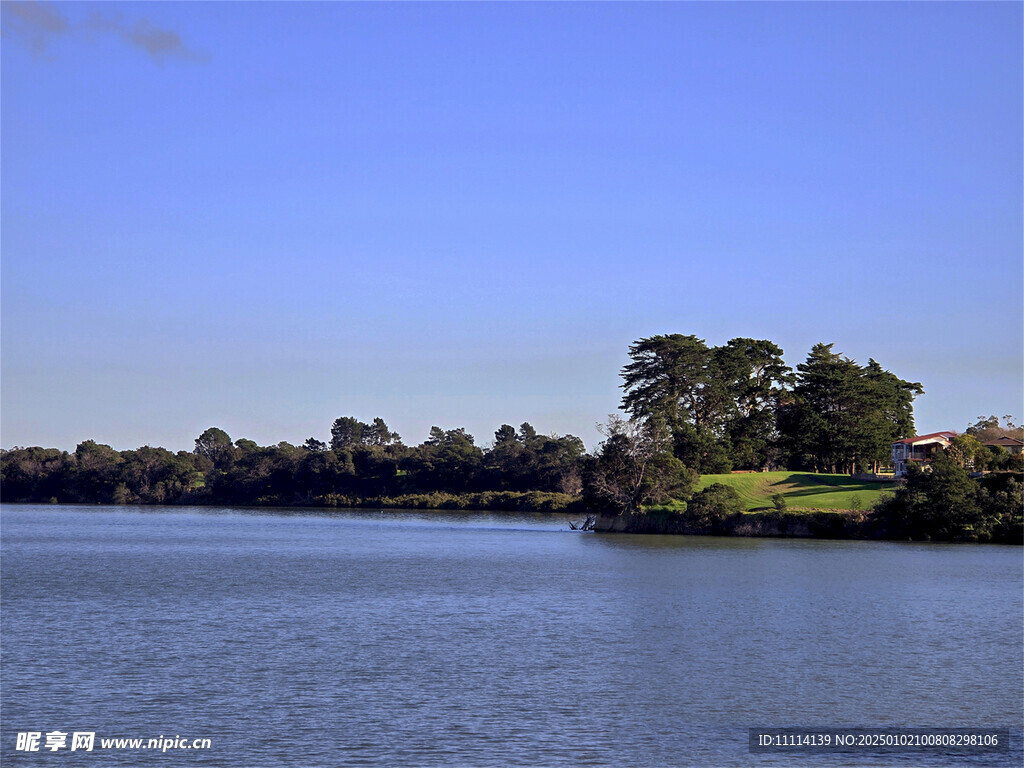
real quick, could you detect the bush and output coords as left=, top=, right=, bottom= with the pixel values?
left=771, top=493, right=787, bottom=513
left=685, top=483, right=743, bottom=529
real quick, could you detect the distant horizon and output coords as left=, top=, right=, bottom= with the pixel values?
left=3, top=2, right=1021, bottom=456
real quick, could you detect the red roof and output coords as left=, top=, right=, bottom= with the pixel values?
left=892, top=431, right=958, bottom=445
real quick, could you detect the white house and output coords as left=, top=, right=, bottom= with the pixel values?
left=891, top=431, right=958, bottom=477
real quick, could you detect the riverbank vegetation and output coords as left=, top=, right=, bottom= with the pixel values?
left=2, top=334, right=1020, bottom=542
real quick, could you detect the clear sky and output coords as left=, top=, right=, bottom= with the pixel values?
left=2, top=1, right=1021, bottom=453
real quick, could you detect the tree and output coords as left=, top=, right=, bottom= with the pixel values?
left=621, top=334, right=718, bottom=433
left=671, top=422, right=732, bottom=474
left=0, top=447, right=71, bottom=502
left=330, top=416, right=400, bottom=452
left=194, top=427, right=235, bottom=468
left=482, top=423, right=586, bottom=493
left=584, top=415, right=696, bottom=515
left=71, top=440, right=124, bottom=502
left=234, top=438, right=259, bottom=454
left=876, top=455, right=985, bottom=540
left=966, top=415, right=1024, bottom=442
left=945, top=435, right=988, bottom=473
left=518, top=422, right=539, bottom=444
left=715, top=338, right=793, bottom=470
left=781, top=344, right=922, bottom=474
left=535, top=433, right=586, bottom=494
left=120, top=445, right=196, bottom=503
left=494, top=424, right=517, bottom=445
left=304, top=437, right=327, bottom=453
left=857, top=359, right=924, bottom=472
left=403, top=426, right=484, bottom=492
left=621, top=334, right=793, bottom=472
left=620, top=334, right=731, bottom=473
left=484, top=424, right=525, bottom=489
left=784, top=344, right=864, bottom=473
left=916, top=453, right=983, bottom=539
left=364, top=417, right=400, bottom=447
left=330, top=417, right=365, bottom=452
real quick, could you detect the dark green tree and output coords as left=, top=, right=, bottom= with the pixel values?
left=620, top=334, right=732, bottom=472
left=119, top=446, right=197, bottom=503
left=71, top=440, right=124, bottom=503
left=621, top=334, right=794, bottom=472
left=364, top=417, right=401, bottom=447
left=194, top=427, right=235, bottom=468
left=784, top=344, right=863, bottom=472
left=304, top=437, right=327, bottom=453
left=0, top=447, right=71, bottom=502
left=483, top=423, right=586, bottom=493
left=715, top=338, right=794, bottom=469
left=484, top=424, right=525, bottom=490
left=857, top=359, right=924, bottom=472
left=892, top=454, right=983, bottom=540
left=781, top=344, right=919, bottom=474
left=330, top=417, right=366, bottom=452
left=621, top=334, right=719, bottom=432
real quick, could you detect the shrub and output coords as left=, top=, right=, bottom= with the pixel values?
left=685, top=483, right=743, bottom=530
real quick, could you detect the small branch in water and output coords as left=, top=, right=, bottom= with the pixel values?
left=569, top=515, right=596, bottom=531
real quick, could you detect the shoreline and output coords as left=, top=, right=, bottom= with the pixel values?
left=4, top=499, right=1020, bottom=544
left=592, top=508, right=1023, bottom=544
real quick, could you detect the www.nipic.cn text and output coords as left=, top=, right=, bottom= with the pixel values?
left=15, top=731, right=211, bottom=753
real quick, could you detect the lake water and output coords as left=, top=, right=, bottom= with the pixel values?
left=1, top=505, right=1021, bottom=767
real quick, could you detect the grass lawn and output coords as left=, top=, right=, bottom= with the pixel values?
left=691, top=471, right=898, bottom=512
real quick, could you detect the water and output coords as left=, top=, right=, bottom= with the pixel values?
left=2, top=505, right=1021, bottom=766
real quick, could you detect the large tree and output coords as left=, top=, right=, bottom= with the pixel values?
left=715, top=338, right=793, bottom=469
left=620, top=334, right=792, bottom=471
left=856, top=359, right=924, bottom=472
left=620, top=334, right=729, bottom=473
left=783, top=344, right=922, bottom=473
left=621, top=335, right=720, bottom=432
left=783, top=344, right=865, bottom=473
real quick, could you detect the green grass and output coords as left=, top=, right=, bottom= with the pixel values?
left=691, top=471, right=898, bottom=511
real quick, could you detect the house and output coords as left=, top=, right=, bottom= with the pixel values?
left=982, top=436, right=1024, bottom=455
left=891, top=431, right=958, bottom=477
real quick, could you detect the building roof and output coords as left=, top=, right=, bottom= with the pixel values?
left=982, top=436, right=1024, bottom=447
left=892, top=431, right=958, bottom=446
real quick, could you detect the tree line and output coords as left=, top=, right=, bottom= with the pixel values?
left=3, top=333, right=1020, bottom=543
left=1, top=418, right=586, bottom=509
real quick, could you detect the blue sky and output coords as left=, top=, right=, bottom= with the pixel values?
left=2, top=2, right=1021, bottom=453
